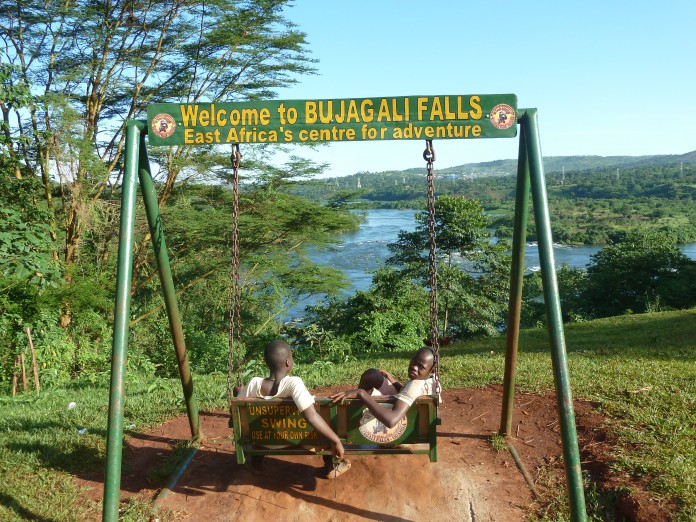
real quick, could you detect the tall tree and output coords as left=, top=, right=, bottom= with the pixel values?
left=130, top=171, right=360, bottom=374
left=387, top=195, right=510, bottom=338
left=1, top=0, right=314, bottom=260
left=1, top=0, right=316, bottom=323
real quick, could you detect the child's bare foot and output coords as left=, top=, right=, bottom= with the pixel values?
left=317, top=458, right=351, bottom=478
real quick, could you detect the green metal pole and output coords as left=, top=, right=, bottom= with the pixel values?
left=500, top=124, right=531, bottom=436
left=137, top=131, right=200, bottom=439
left=522, top=109, right=587, bottom=521
left=103, top=120, right=142, bottom=522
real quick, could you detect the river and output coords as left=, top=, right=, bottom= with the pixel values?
left=287, top=208, right=696, bottom=319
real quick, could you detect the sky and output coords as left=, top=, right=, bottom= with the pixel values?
left=272, top=1, right=696, bottom=178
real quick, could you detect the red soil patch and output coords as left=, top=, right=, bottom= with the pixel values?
left=75, top=385, right=675, bottom=520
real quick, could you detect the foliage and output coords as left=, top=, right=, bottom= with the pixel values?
left=299, top=195, right=511, bottom=355
left=581, top=230, right=696, bottom=317
left=0, top=0, right=318, bottom=369
left=520, top=229, right=696, bottom=326
left=0, top=175, right=63, bottom=383
left=296, top=266, right=429, bottom=358
left=124, top=173, right=359, bottom=376
left=387, top=195, right=510, bottom=338
left=489, top=433, right=507, bottom=452
left=521, top=264, right=588, bottom=327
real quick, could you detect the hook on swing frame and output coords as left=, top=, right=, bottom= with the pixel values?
left=231, top=143, right=241, bottom=169
left=423, top=140, right=435, bottom=163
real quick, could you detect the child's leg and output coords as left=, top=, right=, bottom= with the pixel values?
left=244, top=454, right=265, bottom=475
left=321, top=455, right=333, bottom=470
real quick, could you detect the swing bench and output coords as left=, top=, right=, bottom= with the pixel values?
left=226, top=141, right=443, bottom=464
left=229, top=395, right=439, bottom=463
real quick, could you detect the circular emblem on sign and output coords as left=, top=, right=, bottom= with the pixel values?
left=358, top=404, right=407, bottom=444
left=151, top=113, right=176, bottom=138
left=489, top=104, right=515, bottom=129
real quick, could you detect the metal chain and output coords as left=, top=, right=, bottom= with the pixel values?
left=423, top=140, right=441, bottom=394
left=227, top=144, right=243, bottom=405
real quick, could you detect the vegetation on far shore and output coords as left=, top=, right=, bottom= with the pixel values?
left=290, top=156, right=696, bottom=245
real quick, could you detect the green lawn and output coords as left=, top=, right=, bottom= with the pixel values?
left=1, top=308, right=694, bottom=520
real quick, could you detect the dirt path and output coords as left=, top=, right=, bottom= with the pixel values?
left=124, top=386, right=562, bottom=521
left=74, top=385, right=672, bottom=520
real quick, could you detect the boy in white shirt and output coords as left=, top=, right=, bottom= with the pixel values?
left=237, top=339, right=348, bottom=477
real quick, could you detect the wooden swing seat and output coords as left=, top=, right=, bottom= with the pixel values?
left=229, top=395, right=439, bottom=464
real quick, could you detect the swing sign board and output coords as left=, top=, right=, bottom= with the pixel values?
left=147, top=94, right=517, bottom=146
left=244, top=402, right=327, bottom=445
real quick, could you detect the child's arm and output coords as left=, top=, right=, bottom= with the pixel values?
left=330, top=389, right=410, bottom=429
left=301, top=407, right=345, bottom=460
left=379, top=369, right=403, bottom=392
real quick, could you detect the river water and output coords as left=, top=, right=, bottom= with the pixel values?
left=288, top=208, right=696, bottom=319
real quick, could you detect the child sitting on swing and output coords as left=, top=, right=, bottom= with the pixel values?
left=236, top=339, right=350, bottom=477
left=330, top=347, right=439, bottom=429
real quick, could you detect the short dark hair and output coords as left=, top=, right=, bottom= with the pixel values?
left=264, top=339, right=292, bottom=371
left=416, top=346, right=436, bottom=360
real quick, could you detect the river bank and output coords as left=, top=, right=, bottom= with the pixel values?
left=286, top=209, right=696, bottom=319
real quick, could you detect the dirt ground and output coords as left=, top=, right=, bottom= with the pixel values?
left=76, top=385, right=675, bottom=521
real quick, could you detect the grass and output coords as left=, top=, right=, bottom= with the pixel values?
left=488, top=433, right=507, bottom=452
left=439, top=309, right=696, bottom=521
left=0, top=376, right=227, bottom=521
left=0, top=308, right=694, bottom=520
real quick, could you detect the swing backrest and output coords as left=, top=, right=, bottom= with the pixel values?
left=229, top=395, right=439, bottom=463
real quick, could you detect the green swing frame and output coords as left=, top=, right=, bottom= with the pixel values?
left=102, top=94, right=588, bottom=522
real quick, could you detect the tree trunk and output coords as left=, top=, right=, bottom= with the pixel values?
left=0, top=103, right=22, bottom=179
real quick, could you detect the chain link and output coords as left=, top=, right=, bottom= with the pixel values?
left=227, top=144, right=243, bottom=405
left=423, top=140, right=441, bottom=395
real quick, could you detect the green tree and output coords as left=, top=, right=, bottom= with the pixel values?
left=298, top=266, right=429, bottom=357
left=521, top=264, right=588, bottom=327
left=128, top=168, right=360, bottom=375
left=0, top=0, right=316, bottom=320
left=387, top=195, right=510, bottom=338
left=0, top=53, right=32, bottom=180
left=582, top=230, right=696, bottom=317
left=0, top=175, right=63, bottom=384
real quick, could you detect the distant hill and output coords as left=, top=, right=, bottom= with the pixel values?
left=430, top=150, right=696, bottom=179
left=342, top=150, right=696, bottom=181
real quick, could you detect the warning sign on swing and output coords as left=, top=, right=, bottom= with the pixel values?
left=146, top=94, right=517, bottom=146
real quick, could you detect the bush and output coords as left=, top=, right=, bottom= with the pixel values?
left=31, top=310, right=76, bottom=387
left=582, top=230, right=696, bottom=317
left=185, top=330, right=229, bottom=374
left=301, top=267, right=429, bottom=356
